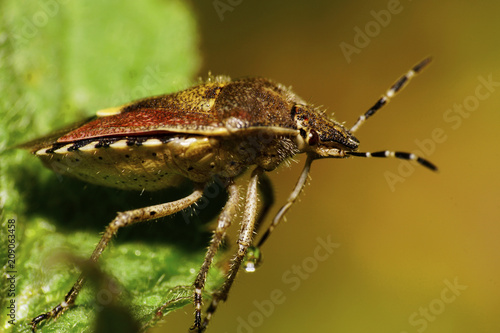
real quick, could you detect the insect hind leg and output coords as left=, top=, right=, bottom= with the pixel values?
left=30, top=185, right=205, bottom=332
left=192, top=180, right=240, bottom=330
left=195, top=168, right=262, bottom=332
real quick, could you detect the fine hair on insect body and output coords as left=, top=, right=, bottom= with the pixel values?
left=21, top=57, right=437, bottom=332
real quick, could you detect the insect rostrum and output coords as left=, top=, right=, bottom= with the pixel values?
left=21, top=58, right=436, bottom=332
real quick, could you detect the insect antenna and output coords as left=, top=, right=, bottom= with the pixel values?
left=253, top=58, right=436, bottom=260
left=350, top=57, right=432, bottom=133
left=346, top=150, right=438, bottom=171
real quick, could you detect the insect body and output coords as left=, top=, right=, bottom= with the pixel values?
left=22, top=58, right=436, bottom=332
left=30, top=78, right=306, bottom=190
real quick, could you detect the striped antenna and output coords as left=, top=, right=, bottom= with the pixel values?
left=346, top=150, right=438, bottom=171
left=350, top=57, right=432, bottom=133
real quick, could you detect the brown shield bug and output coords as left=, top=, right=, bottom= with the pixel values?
left=21, top=57, right=436, bottom=332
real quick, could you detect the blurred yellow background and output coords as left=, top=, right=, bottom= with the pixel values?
left=158, top=1, right=499, bottom=332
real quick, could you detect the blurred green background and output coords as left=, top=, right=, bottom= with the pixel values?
left=2, top=0, right=499, bottom=332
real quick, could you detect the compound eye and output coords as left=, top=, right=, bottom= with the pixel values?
left=307, top=129, right=319, bottom=146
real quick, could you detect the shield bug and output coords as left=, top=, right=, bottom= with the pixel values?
left=21, top=58, right=437, bottom=332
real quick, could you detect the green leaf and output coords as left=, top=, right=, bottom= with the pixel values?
left=0, top=1, right=226, bottom=332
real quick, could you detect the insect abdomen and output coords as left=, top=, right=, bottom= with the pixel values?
left=34, top=135, right=223, bottom=191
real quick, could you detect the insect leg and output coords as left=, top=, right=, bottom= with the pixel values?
left=30, top=185, right=205, bottom=332
left=192, top=180, right=240, bottom=330
left=242, top=173, right=275, bottom=272
left=346, top=150, right=438, bottom=171
left=350, top=57, right=432, bottom=133
left=198, top=168, right=262, bottom=332
left=255, top=154, right=313, bottom=250
left=255, top=172, right=275, bottom=234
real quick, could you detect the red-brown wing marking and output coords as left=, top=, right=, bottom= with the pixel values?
left=22, top=77, right=302, bottom=148
left=16, top=117, right=95, bottom=152
left=58, top=77, right=302, bottom=143
left=58, top=109, right=225, bottom=143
